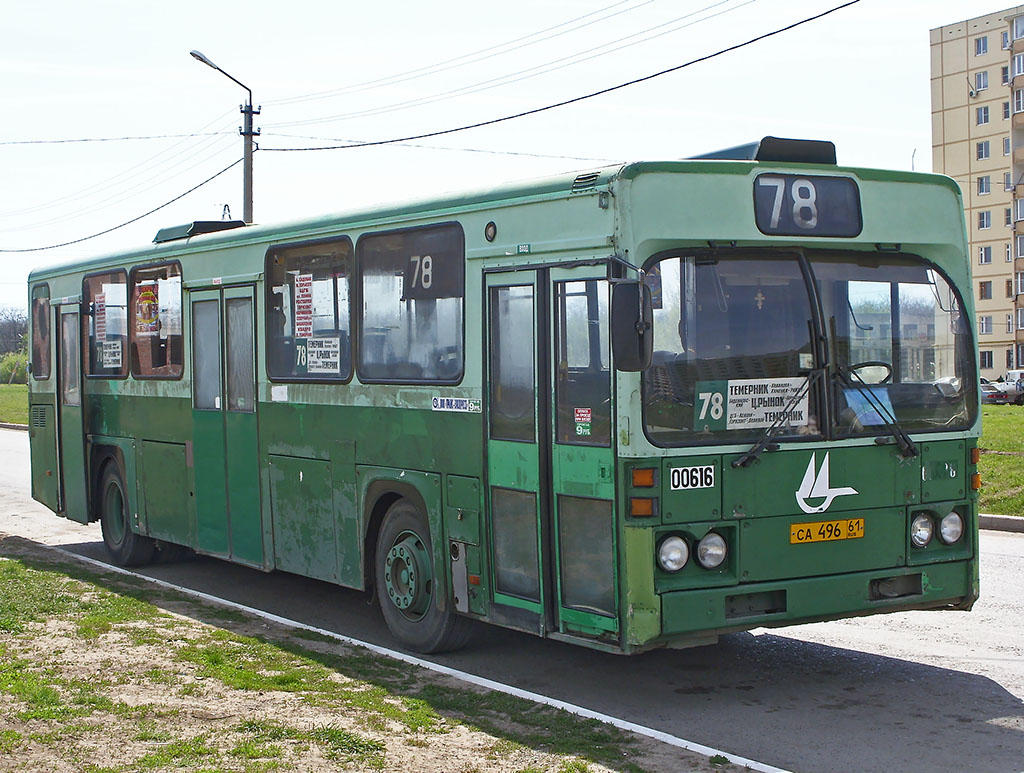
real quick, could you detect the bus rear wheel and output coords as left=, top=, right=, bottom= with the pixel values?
left=374, top=498, right=472, bottom=653
left=99, top=463, right=155, bottom=567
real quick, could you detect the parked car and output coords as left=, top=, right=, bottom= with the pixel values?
left=982, top=382, right=1014, bottom=404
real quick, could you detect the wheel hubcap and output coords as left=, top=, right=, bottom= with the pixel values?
left=105, top=482, right=126, bottom=545
left=384, top=530, right=431, bottom=620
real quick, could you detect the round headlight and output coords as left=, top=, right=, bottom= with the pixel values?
left=696, top=532, right=727, bottom=569
left=939, top=512, right=964, bottom=544
left=657, top=536, right=689, bottom=573
left=910, top=514, right=934, bottom=548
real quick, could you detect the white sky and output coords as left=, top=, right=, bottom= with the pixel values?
left=0, top=0, right=1001, bottom=310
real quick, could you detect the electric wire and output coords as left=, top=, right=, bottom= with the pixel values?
left=267, top=0, right=742, bottom=129
left=0, top=158, right=243, bottom=253
left=265, top=0, right=860, bottom=153
left=0, top=132, right=230, bottom=146
left=267, top=0, right=654, bottom=106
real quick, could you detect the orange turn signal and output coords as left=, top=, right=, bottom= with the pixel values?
left=971, top=473, right=982, bottom=491
left=630, top=497, right=657, bottom=517
left=631, top=467, right=656, bottom=487
left=969, top=447, right=980, bottom=465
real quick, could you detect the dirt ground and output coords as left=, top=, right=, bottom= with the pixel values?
left=0, top=535, right=727, bottom=773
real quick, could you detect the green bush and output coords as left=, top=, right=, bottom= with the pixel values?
left=0, top=351, right=27, bottom=384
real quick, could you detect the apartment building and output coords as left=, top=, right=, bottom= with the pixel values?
left=931, top=6, right=1024, bottom=378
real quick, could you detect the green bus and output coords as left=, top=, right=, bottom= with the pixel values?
left=27, top=137, right=979, bottom=654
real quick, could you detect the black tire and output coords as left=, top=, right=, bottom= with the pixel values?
left=98, top=463, right=155, bottom=567
left=374, top=498, right=473, bottom=653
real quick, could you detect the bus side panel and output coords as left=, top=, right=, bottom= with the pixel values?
left=140, top=440, right=193, bottom=546
left=29, top=398, right=60, bottom=512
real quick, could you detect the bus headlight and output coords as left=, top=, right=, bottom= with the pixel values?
left=938, top=512, right=964, bottom=544
left=910, top=514, right=934, bottom=548
left=657, top=536, right=689, bottom=573
left=696, top=532, right=727, bottom=569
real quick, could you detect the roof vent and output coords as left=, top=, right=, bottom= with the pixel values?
left=153, top=220, right=246, bottom=244
left=571, top=172, right=601, bottom=192
left=689, top=136, right=837, bottom=165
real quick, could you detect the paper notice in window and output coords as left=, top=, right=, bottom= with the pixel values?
left=101, top=340, right=122, bottom=369
left=294, top=273, right=313, bottom=339
left=306, top=336, right=340, bottom=373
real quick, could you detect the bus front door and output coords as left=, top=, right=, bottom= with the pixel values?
left=190, top=286, right=263, bottom=566
left=485, top=268, right=618, bottom=641
left=56, top=306, right=88, bottom=523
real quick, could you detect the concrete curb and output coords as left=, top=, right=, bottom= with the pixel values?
left=0, top=423, right=27, bottom=431
left=979, top=514, right=1024, bottom=533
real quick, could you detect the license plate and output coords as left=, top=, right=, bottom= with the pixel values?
left=790, top=518, right=865, bottom=544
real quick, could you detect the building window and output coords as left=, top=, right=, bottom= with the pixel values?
left=1016, top=16, right=1024, bottom=41
left=1017, top=199, right=1024, bottom=221
left=1009, top=243, right=1014, bottom=262
left=1018, top=234, right=1024, bottom=257
left=976, top=36, right=989, bottom=56
left=1016, top=89, right=1024, bottom=113
left=1015, top=53, right=1024, bottom=77
left=981, top=350, right=994, bottom=369
left=1004, top=30, right=1011, bottom=49
left=1003, top=65, right=1011, bottom=85
left=979, top=175, right=991, bottom=194
left=1008, top=279, right=1014, bottom=297
left=980, top=316, right=993, bottom=335
left=977, top=141, right=991, bottom=160
left=1006, top=173, right=1014, bottom=191
left=980, top=245, right=993, bottom=264
left=1005, top=101, right=1012, bottom=120
left=1008, top=315, right=1014, bottom=335
left=1018, top=309, right=1024, bottom=330
left=1005, top=137, right=1012, bottom=156
left=1017, top=271, right=1024, bottom=294
left=1007, top=208, right=1013, bottom=226
left=980, top=280, right=993, bottom=300
left=978, top=106, right=990, bottom=125
left=1009, top=348, right=1015, bottom=368
left=979, top=211, right=992, bottom=230
left=977, top=71, right=989, bottom=92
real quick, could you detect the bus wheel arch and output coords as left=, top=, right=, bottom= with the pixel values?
left=371, top=494, right=472, bottom=653
left=97, top=459, right=155, bottom=567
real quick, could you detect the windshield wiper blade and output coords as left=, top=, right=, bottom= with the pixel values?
left=733, top=370, right=822, bottom=468
left=835, top=366, right=918, bottom=458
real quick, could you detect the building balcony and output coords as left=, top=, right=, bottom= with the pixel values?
left=1013, top=110, right=1024, bottom=129
left=1012, top=36, right=1024, bottom=55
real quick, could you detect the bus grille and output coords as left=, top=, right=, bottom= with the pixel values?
left=31, top=406, right=46, bottom=428
left=571, top=172, right=600, bottom=192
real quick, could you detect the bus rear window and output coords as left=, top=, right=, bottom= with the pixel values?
left=31, top=284, right=50, bottom=380
left=266, top=237, right=353, bottom=381
left=129, top=263, right=183, bottom=379
left=83, top=270, right=128, bottom=378
left=357, top=223, right=464, bottom=383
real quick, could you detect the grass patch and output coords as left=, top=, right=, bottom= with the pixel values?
left=0, top=383, right=26, bottom=425
left=979, top=405, right=1024, bottom=515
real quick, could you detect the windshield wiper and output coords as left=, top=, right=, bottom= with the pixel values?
left=835, top=366, right=918, bottom=458
left=732, top=369, right=823, bottom=468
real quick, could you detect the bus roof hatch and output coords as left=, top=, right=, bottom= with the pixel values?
left=153, top=220, right=247, bottom=244
left=689, top=136, right=837, bottom=165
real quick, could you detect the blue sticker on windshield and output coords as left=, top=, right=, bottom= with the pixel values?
left=843, top=387, right=895, bottom=426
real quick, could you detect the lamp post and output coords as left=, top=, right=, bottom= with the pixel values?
left=190, top=50, right=259, bottom=224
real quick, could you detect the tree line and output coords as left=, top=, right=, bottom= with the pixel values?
left=0, top=307, right=28, bottom=384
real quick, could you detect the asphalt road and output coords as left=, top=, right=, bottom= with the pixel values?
left=2, top=428, right=1022, bottom=772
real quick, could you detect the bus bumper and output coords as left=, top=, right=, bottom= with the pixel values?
left=657, top=559, right=976, bottom=642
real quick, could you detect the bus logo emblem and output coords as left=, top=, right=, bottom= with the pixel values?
left=795, top=453, right=858, bottom=514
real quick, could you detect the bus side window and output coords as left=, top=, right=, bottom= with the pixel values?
left=31, top=284, right=50, bottom=380
left=265, top=237, right=353, bottom=382
left=129, top=263, right=183, bottom=379
left=357, top=222, right=465, bottom=384
left=83, top=270, right=128, bottom=379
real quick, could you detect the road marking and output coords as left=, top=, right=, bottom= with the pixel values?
left=55, top=547, right=789, bottom=773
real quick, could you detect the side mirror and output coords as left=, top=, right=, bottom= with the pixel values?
left=611, top=281, right=653, bottom=372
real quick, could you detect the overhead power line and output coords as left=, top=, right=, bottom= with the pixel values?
left=264, top=0, right=860, bottom=153
left=0, top=158, right=243, bottom=253
left=0, top=132, right=230, bottom=147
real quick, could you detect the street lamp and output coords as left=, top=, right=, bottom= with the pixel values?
left=190, top=50, right=259, bottom=224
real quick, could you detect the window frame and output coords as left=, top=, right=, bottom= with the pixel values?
left=30, top=283, right=51, bottom=381
left=979, top=245, right=993, bottom=264
left=978, top=175, right=991, bottom=195
left=980, top=280, right=993, bottom=300
left=127, top=260, right=184, bottom=381
left=976, top=36, right=988, bottom=56
left=355, top=221, right=466, bottom=386
left=82, top=268, right=129, bottom=380
left=979, top=211, right=992, bottom=230
left=979, top=315, right=993, bottom=335
left=977, top=140, right=991, bottom=160
left=976, top=71, right=989, bottom=92
left=977, top=105, right=990, bottom=125
left=980, top=350, right=994, bottom=369
left=264, top=234, right=355, bottom=385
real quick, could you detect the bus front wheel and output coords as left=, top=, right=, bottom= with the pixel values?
left=374, top=498, right=472, bottom=653
left=99, top=463, right=155, bottom=567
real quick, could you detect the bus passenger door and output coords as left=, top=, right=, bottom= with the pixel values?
left=56, top=306, right=88, bottom=523
left=190, top=286, right=263, bottom=565
left=485, top=268, right=618, bottom=640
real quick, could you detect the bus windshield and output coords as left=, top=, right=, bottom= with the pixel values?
left=642, top=251, right=975, bottom=445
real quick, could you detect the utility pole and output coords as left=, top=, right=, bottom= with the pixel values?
left=190, top=50, right=260, bottom=224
